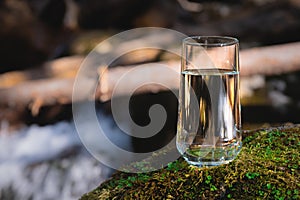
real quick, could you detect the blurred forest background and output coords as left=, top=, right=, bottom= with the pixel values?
left=1, top=0, right=300, bottom=199
left=1, top=0, right=300, bottom=125
left=1, top=0, right=300, bottom=71
left=1, top=0, right=300, bottom=127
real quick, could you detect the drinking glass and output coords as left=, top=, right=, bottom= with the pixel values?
left=176, top=36, right=242, bottom=166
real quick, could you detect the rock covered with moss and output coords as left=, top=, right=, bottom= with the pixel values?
left=81, top=126, right=300, bottom=199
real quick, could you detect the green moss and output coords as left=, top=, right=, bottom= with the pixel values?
left=81, top=125, right=300, bottom=200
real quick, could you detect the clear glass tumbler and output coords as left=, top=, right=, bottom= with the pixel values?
left=176, top=36, right=242, bottom=166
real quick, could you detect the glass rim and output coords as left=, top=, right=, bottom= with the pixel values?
left=183, top=36, right=239, bottom=47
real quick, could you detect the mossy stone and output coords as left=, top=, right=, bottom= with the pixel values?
left=81, top=125, right=300, bottom=200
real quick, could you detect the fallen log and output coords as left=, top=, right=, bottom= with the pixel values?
left=93, top=41, right=300, bottom=102
left=1, top=42, right=300, bottom=124
left=240, top=42, right=300, bottom=76
left=0, top=55, right=84, bottom=88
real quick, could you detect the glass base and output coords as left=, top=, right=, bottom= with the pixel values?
left=183, top=156, right=234, bottom=167
left=181, top=141, right=242, bottom=167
